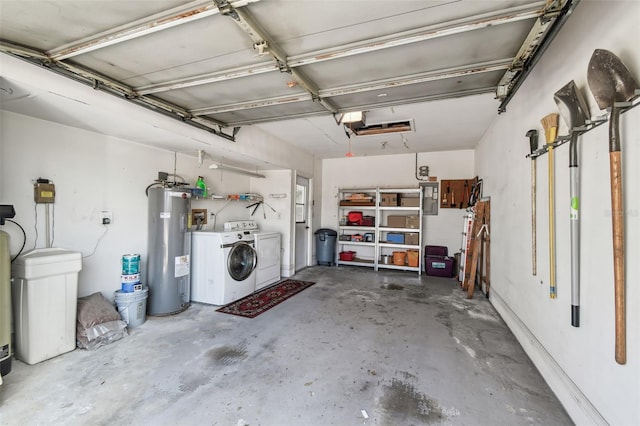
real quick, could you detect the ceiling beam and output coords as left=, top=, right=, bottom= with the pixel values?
left=192, top=93, right=313, bottom=115
left=189, top=58, right=511, bottom=116
left=0, top=45, right=237, bottom=139
left=222, top=87, right=496, bottom=126
left=287, top=3, right=544, bottom=67
left=319, top=59, right=511, bottom=97
left=497, top=0, right=579, bottom=111
left=337, top=87, right=497, bottom=114
left=132, top=2, right=543, bottom=96
left=136, top=61, right=277, bottom=95
left=224, top=111, right=332, bottom=126
left=47, top=0, right=261, bottom=60
left=212, top=0, right=338, bottom=113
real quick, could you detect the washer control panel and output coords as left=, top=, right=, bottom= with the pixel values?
left=224, top=220, right=258, bottom=232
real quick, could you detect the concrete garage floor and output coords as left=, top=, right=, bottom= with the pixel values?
left=1, top=266, right=572, bottom=425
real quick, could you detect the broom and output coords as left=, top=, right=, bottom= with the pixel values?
left=541, top=113, right=559, bottom=299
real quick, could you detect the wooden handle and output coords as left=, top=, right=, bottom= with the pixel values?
left=610, top=151, right=625, bottom=364
left=548, top=144, right=556, bottom=299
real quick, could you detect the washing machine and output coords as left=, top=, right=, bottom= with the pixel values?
left=254, top=231, right=281, bottom=290
left=191, top=221, right=258, bottom=305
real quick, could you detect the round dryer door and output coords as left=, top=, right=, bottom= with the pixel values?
left=228, top=242, right=257, bottom=281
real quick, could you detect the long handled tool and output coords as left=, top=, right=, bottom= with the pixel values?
left=541, top=113, right=559, bottom=299
left=526, top=130, right=539, bottom=276
left=587, top=49, right=638, bottom=364
left=554, top=81, right=590, bottom=327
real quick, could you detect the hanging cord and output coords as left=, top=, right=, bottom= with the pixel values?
left=50, top=203, right=55, bottom=247
left=5, top=219, right=27, bottom=262
left=211, top=199, right=231, bottom=231
left=83, top=225, right=109, bottom=258
left=32, top=203, right=39, bottom=250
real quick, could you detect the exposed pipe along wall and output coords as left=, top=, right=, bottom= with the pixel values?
left=474, top=1, right=638, bottom=424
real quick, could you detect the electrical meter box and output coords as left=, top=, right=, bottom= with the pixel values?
left=34, top=183, right=55, bottom=204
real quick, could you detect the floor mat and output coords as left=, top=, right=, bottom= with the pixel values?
left=216, top=279, right=315, bottom=318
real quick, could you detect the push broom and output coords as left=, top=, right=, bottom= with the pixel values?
left=541, top=113, right=559, bottom=299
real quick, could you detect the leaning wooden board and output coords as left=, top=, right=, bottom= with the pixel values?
left=464, top=200, right=489, bottom=298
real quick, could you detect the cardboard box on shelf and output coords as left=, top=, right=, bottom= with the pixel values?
left=380, top=193, right=399, bottom=206
left=400, top=196, right=420, bottom=207
left=405, top=233, right=420, bottom=245
left=387, top=215, right=407, bottom=228
left=406, top=215, right=420, bottom=229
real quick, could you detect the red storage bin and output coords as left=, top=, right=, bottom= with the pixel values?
left=339, top=251, right=356, bottom=261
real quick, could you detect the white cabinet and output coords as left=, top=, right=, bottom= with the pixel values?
left=337, top=187, right=423, bottom=275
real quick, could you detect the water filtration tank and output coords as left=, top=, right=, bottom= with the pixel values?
left=0, top=231, right=12, bottom=377
left=147, top=187, right=191, bottom=315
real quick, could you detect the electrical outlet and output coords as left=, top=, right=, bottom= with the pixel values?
left=100, top=210, right=113, bottom=225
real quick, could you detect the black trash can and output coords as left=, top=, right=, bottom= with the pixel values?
left=315, top=228, right=337, bottom=266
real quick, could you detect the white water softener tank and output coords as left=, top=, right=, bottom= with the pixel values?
left=147, top=187, right=191, bottom=316
left=11, top=248, right=82, bottom=364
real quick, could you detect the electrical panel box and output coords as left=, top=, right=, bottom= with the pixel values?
left=34, top=183, right=55, bottom=204
left=420, top=182, right=438, bottom=215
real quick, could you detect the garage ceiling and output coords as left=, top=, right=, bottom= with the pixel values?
left=0, top=0, right=577, bottom=162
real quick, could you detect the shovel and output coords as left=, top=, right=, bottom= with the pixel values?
left=554, top=81, right=590, bottom=328
left=526, top=129, right=539, bottom=276
left=587, top=49, right=638, bottom=365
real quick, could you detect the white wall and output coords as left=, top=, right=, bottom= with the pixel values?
left=475, top=1, right=639, bottom=424
left=249, top=170, right=294, bottom=276
left=0, top=111, right=295, bottom=299
left=321, top=150, right=474, bottom=255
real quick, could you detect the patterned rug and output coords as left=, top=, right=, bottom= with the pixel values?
left=216, top=279, right=316, bottom=318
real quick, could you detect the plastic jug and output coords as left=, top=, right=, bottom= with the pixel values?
left=196, top=176, right=207, bottom=198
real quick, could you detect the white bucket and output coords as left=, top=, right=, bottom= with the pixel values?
left=114, top=287, right=148, bottom=328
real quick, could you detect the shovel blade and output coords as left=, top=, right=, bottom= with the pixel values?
left=587, top=49, right=639, bottom=110
left=554, top=80, right=590, bottom=130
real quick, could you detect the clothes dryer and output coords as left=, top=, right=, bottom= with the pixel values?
left=254, top=232, right=281, bottom=290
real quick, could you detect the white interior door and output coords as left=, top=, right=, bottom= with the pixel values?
left=294, top=175, right=310, bottom=271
